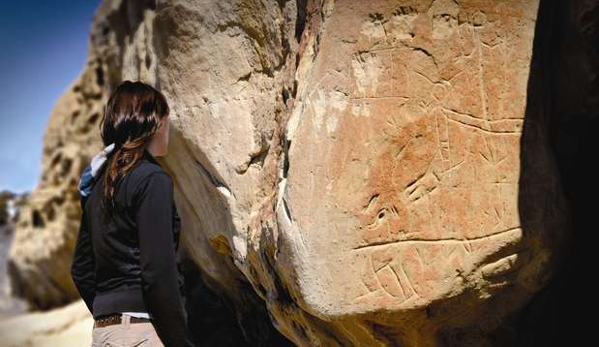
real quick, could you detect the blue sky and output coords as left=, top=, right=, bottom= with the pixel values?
left=0, top=1, right=100, bottom=195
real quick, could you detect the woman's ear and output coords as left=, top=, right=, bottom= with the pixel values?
left=157, top=119, right=166, bottom=132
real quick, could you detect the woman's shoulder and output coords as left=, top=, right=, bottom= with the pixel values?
left=129, top=160, right=171, bottom=185
left=125, top=159, right=172, bottom=198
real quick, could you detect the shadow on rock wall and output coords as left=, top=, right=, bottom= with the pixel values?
left=509, top=0, right=598, bottom=345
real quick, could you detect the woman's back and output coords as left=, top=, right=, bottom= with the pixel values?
left=86, top=149, right=181, bottom=308
left=72, top=148, right=193, bottom=346
left=71, top=80, right=195, bottom=346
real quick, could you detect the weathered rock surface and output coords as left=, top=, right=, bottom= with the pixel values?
left=7, top=0, right=598, bottom=345
left=0, top=299, right=93, bottom=347
left=7, top=73, right=105, bottom=310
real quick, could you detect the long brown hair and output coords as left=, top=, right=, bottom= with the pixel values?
left=98, top=80, right=170, bottom=214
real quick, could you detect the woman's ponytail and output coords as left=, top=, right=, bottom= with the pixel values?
left=98, top=81, right=169, bottom=219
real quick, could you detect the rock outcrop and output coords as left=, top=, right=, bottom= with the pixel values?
left=6, top=0, right=598, bottom=345
left=0, top=300, right=92, bottom=347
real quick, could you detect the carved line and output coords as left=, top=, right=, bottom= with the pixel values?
left=388, top=264, right=407, bottom=298
left=397, top=261, right=419, bottom=298
left=476, top=26, right=489, bottom=121
left=350, top=96, right=409, bottom=101
left=446, top=116, right=521, bottom=135
left=443, top=107, right=524, bottom=125
left=352, top=226, right=521, bottom=250
left=414, top=244, right=425, bottom=268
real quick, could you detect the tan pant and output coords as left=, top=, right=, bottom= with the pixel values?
left=91, top=314, right=164, bottom=347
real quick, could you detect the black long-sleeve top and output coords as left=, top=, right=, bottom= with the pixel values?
left=70, top=149, right=196, bottom=347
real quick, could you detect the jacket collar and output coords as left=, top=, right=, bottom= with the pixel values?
left=142, top=149, right=161, bottom=166
left=78, top=146, right=162, bottom=197
left=78, top=143, right=115, bottom=197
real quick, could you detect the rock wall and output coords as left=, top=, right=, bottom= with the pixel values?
left=7, top=55, right=105, bottom=310
left=0, top=300, right=93, bottom=347
left=269, top=1, right=570, bottom=346
left=7, top=0, right=598, bottom=346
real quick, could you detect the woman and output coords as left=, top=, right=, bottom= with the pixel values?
left=70, top=80, right=196, bottom=347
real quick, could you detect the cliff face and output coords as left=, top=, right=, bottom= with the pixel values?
left=5, top=0, right=598, bottom=346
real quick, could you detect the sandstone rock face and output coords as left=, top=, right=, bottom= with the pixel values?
left=7, top=68, right=105, bottom=309
left=7, top=0, right=579, bottom=346
left=0, top=300, right=93, bottom=347
left=286, top=0, right=541, bottom=315
left=274, top=1, right=570, bottom=345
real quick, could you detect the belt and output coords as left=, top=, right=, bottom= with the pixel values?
left=94, top=313, right=152, bottom=328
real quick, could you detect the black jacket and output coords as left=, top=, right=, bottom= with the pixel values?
left=70, top=149, right=196, bottom=347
